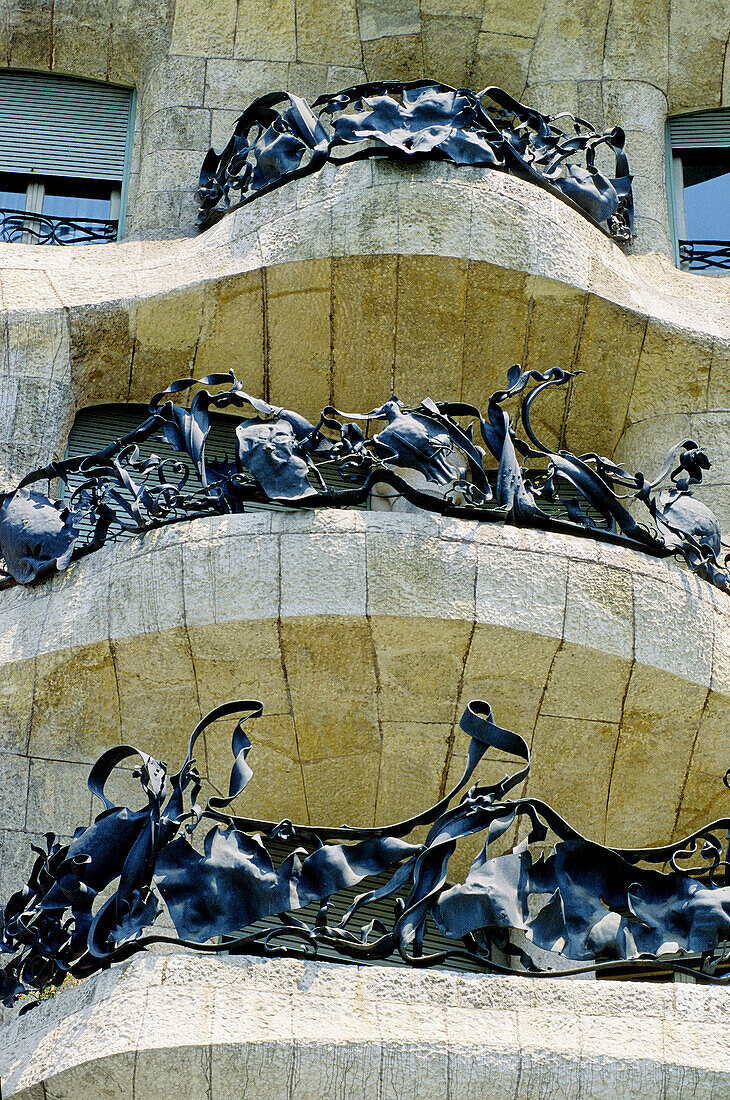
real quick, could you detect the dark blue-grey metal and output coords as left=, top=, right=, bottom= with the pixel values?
left=679, top=240, right=730, bottom=270
left=195, top=81, right=634, bottom=242
left=0, top=209, right=119, bottom=245
left=1, top=697, right=728, bottom=1005
left=1, top=366, right=728, bottom=594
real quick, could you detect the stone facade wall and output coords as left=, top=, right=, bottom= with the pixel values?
left=0, top=0, right=729, bottom=248
left=1, top=511, right=728, bottom=898
left=0, top=4, right=729, bottom=1090
left=3, top=954, right=730, bottom=1098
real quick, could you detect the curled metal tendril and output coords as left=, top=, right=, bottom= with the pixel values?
left=0, top=367, right=726, bottom=596
left=195, top=81, right=633, bottom=242
left=0, top=697, right=727, bottom=1005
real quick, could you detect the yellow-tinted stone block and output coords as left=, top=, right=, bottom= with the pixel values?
left=421, top=16, right=480, bottom=89
left=266, top=260, right=332, bottom=416
left=295, top=0, right=362, bottom=66
left=234, top=0, right=296, bottom=60
left=628, top=320, right=712, bottom=423
left=564, top=295, right=646, bottom=457
left=195, top=273, right=265, bottom=395
left=332, top=255, right=397, bottom=412
left=29, top=643, right=121, bottom=763
left=394, top=255, right=468, bottom=402
left=363, top=35, right=425, bottom=82
left=605, top=664, right=708, bottom=847
left=130, top=286, right=206, bottom=403
left=279, top=617, right=380, bottom=762
left=171, top=0, right=237, bottom=56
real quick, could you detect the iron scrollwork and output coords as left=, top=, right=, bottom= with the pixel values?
left=0, top=697, right=728, bottom=1006
left=0, top=209, right=119, bottom=246
left=196, top=80, right=634, bottom=242
left=0, top=367, right=727, bottom=592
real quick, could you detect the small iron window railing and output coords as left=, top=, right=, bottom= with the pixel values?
left=0, top=207, right=119, bottom=245
left=678, top=239, right=730, bottom=271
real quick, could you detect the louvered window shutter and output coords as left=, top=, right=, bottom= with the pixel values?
left=63, top=405, right=368, bottom=538
left=668, top=110, right=730, bottom=150
left=0, top=70, right=133, bottom=181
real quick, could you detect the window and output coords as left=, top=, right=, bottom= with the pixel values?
left=0, top=70, right=134, bottom=245
left=667, top=109, right=730, bottom=272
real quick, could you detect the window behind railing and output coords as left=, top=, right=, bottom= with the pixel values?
left=0, top=70, right=134, bottom=244
left=667, top=109, right=730, bottom=273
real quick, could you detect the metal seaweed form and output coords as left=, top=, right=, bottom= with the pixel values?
left=1, top=367, right=728, bottom=594
left=1, top=698, right=728, bottom=1005
left=195, top=80, right=634, bottom=241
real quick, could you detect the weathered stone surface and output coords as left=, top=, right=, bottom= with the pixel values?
left=3, top=954, right=730, bottom=1098
left=0, top=514, right=726, bottom=905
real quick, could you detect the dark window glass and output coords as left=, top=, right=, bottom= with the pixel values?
left=42, top=178, right=113, bottom=222
left=0, top=171, right=28, bottom=212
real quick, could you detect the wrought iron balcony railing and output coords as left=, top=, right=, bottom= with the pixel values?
left=0, top=208, right=118, bottom=245
left=679, top=239, right=730, bottom=271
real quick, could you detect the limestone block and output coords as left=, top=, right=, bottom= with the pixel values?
left=629, top=319, right=712, bottom=422
left=462, top=264, right=529, bottom=402
left=374, top=719, right=450, bottom=824
left=49, top=0, right=111, bottom=83
left=141, top=105, right=211, bottom=152
left=25, top=758, right=91, bottom=834
left=128, top=285, right=205, bottom=400
left=563, top=560, right=634, bottom=658
left=480, top=0, right=544, bottom=36
left=357, top=0, right=420, bottom=41
left=669, top=0, right=727, bottom=112
left=605, top=664, right=709, bottom=845
left=540, top=644, right=633, bottom=725
left=0, top=754, right=30, bottom=829
left=279, top=616, right=380, bottom=761
left=633, top=573, right=713, bottom=685
left=3, top=0, right=53, bottom=71
left=471, top=32, right=535, bottom=101
left=29, top=643, right=121, bottom=764
left=111, top=628, right=202, bottom=764
left=529, top=0, right=612, bottom=83
left=234, top=0, right=296, bottom=60
left=362, top=34, right=425, bottom=82
left=182, top=531, right=279, bottom=625
left=295, top=0, right=362, bottom=66
left=0, top=655, right=33, bottom=754
left=266, top=258, right=333, bottom=416
left=564, top=296, right=646, bottom=457
left=140, top=54, right=206, bottom=116
left=69, top=302, right=133, bottom=408
left=332, top=254, right=397, bottom=412
left=280, top=532, right=367, bottom=618
left=204, top=59, right=287, bottom=111
left=397, top=176, right=473, bottom=259
left=331, top=179, right=400, bottom=256
left=170, top=0, right=237, bottom=56
left=603, top=0, right=669, bottom=89
left=186, top=620, right=289, bottom=717
left=393, top=254, right=468, bottom=403
left=422, top=16, right=481, bottom=89
left=475, top=542, right=567, bottom=639
left=369, top=617, right=474, bottom=726
left=106, top=0, right=174, bottom=87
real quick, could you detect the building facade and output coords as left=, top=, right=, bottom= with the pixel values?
left=0, top=0, right=730, bottom=1095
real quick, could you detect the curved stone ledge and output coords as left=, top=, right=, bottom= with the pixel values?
left=1, top=164, right=729, bottom=490
left=0, top=513, right=727, bottom=897
left=2, top=953, right=729, bottom=1099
